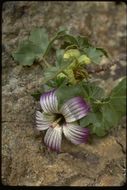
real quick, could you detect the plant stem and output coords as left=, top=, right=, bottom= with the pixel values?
left=43, top=34, right=58, bottom=57
left=94, top=99, right=110, bottom=105
left=41, top=56, right=51, bottom=67
left=38, top=56, right=51, bottom=68
left=38, top=33, right=65, bottom=68
left=65, top=44, right=78, bottom=51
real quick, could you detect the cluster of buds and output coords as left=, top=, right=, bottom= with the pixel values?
left=57, top=49, right=91, bottom=84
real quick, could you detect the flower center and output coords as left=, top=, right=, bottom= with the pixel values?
left=52, top=114, right=66, bottom=128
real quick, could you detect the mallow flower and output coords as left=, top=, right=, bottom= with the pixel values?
left=36, top=89, right=90, bottom=152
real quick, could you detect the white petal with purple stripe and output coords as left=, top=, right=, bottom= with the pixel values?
left=60, top=97, right=90, bottom=122
left=63, top=123, right=89, bottom=145
left=40, top=90, right=58, bottom=113
left=44, top=126, right=62, bottom=152
left=36, top=111, right=55, bottom=131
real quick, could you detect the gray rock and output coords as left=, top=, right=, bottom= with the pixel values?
left=2, top=1, right=126, bottom=186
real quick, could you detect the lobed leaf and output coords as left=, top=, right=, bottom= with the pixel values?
left=12, top=40, right=43, bottom=66
left=12, top=28, right=49, bottom=66
left=83, top=47, right=106, bottom=64
left=81, top=81, right=105, bottom=102
left=76, top=35, right=91, bottom=49
left=29, top=28, right=49, bottom=53
left=56, top=83, right=84, bottom=109
left=80, top=77, right=126, bottom=136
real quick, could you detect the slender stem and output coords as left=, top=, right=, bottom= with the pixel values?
left=41, top=56, right=51, bottom=67
left=65, top=44, right=78, bottom=51
left=38, top=33, right=64, bottom=68
left=38, top=56, right=51, bottom=68
left=43, top=30, right=67, bottom=57
left=43, top=34, right=58, bottom=57
left=94, top=99, right=110, bottom=105
left=39, top=61, right=43, bottom=69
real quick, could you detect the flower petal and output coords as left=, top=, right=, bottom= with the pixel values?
left=36, top=111, right=55, bottom=131
left=44, top=126, right=62, bottom=152
left=63, top=123, right=89, bottom=145
left=40, top=90, right=58, bottom=113
left=60, top=97, right=90, bottom=122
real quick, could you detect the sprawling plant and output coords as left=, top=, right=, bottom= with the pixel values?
left=12, top=28, right=126, bottom=152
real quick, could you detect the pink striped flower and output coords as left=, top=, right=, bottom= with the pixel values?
left=36, top=89, right=90, bottom=152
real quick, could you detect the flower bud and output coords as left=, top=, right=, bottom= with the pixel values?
left=57, top=72, right=67, bottom=79
left=63, top=49, right=80, bottom=59
left=78, top=55, right=91, bottom=65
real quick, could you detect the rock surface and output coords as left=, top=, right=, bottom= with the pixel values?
left=2, top=1, right=126, bottom=186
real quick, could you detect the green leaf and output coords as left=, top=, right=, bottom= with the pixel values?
left=29, top=28, right=49, bottom=53
left=96, top=47, right=108, bottom=57
left=43, top=83, right=56, bottom=91
left=56, top=83, right=84, bottom=109
left=43, top=29, right=67, bottom=57
left=43, top=60, right=71, bottom=84
left=84, top=47, right=106, bottom=64
left=54, top=77, right=68, bottom=86
left=103, top=77, right=126, bottom=122
left=61, top=34, right=108, bottom=63
left=43, top=49, right=73, bottom=84
left=80, top=77, right=126, bottom=137
left=60, top=33, right=90, bottom=50
left=12, top=28, right=49, bottom=66
left=81, top=82, right=105, bottom=102
left=31, top=90, right=42, bottom=101
left=80, top=110, right=112, bottom=137
left=43, top=77, right=68, bottom=90
left=62, top=34, right=91, bottom=50
left=63, top=34, right=79, bottom=46
left=76, top=35, right=91, bottom=49
left=12, top=40, right=43, bottom=66
left=56, top=28, right=68, bottom=38
left=55, top=49, right=65, bottom=66
left=102, top=103, right=122, bottom=126
left=109, top=77, right=126, bottom=115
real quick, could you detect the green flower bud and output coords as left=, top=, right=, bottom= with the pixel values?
left=78, top=55, right=91, bottom=65
left=57, top=72, right=67, bottom=79
left=64, top=68, right=77, bottom=84
left=63, top=49, right=80, bottom=59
